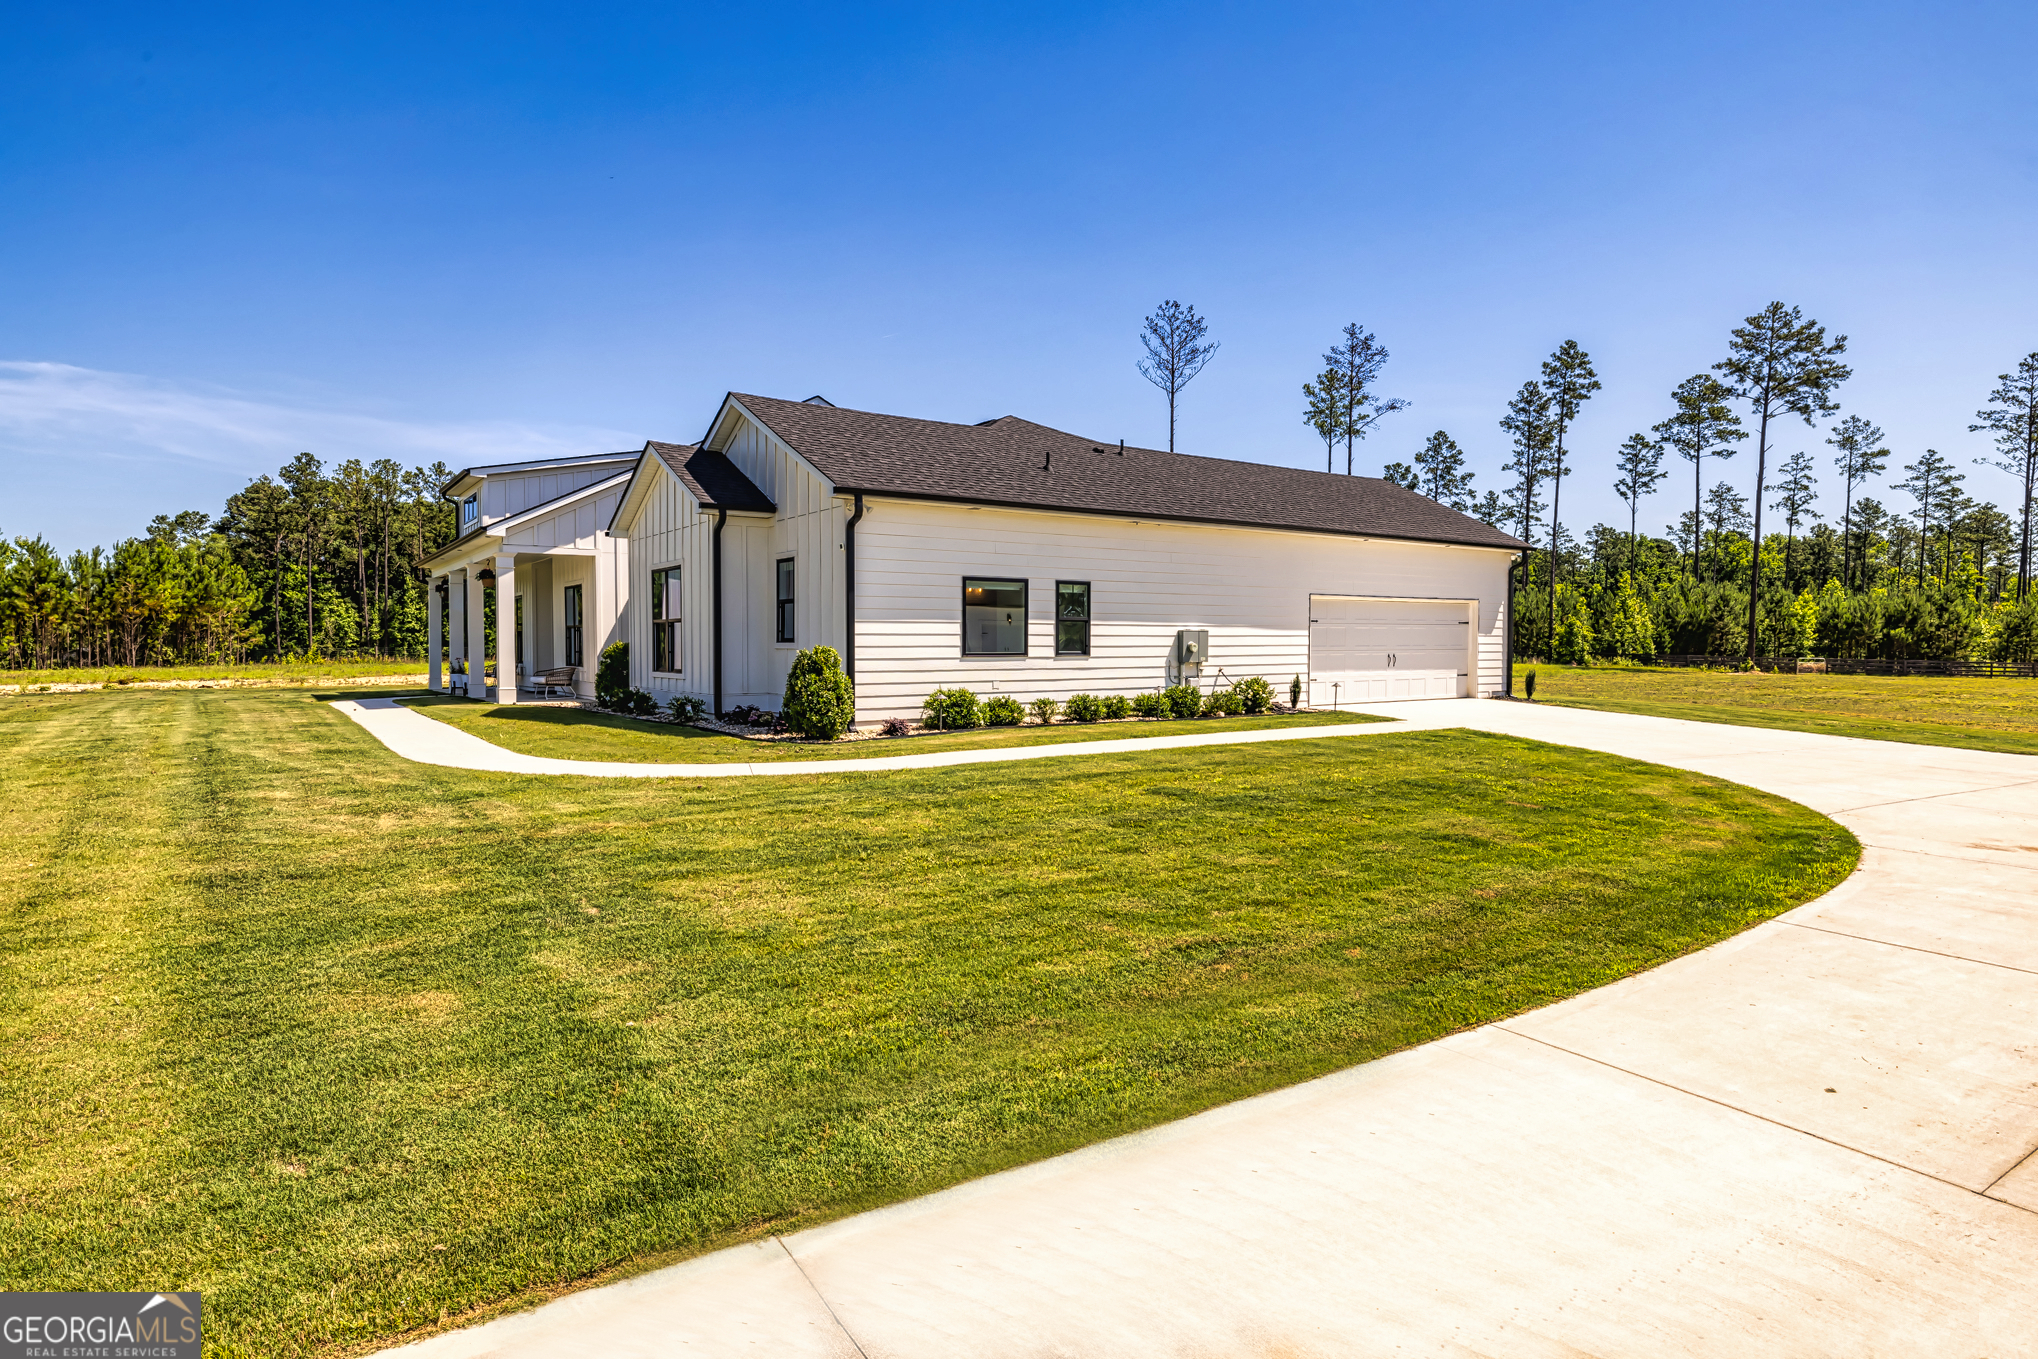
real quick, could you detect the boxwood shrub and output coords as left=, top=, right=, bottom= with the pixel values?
left=1130, top=691, right=1168, bottom=719
left=982, top=695, right=1024, bottom=726
left=1101, top=694, right=1132, bottom=720
left=1235, top=676, right=1274, bottom=714
left=783, top=645, right=856, bottom=739
left=1163, top=683, right=1203, bottom=720
left=923, top=687, right=982, bottom=729
left=1064, top=693, right=1104, bottom=723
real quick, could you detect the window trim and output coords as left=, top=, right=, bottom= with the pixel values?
left=1054, top=579, right=1091, bottom=656
left=960, top=576, right=1029, bottom=658
left=461, top=494, right=479, bottom=526
left=775, top=556, right=796, bottom=646
left=650, top=565, right=682, bottom=675
left=562, top=583, right=584, bottom=668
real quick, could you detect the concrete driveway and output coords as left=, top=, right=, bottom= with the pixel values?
left=386, top=699, right=2038, bottom=1358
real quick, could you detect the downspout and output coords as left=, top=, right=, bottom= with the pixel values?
left=1505, top=552, right=1526, bottom=697
left=843, top=492, right=867, bottom=685
left=712, top=508, right=727, bottom=717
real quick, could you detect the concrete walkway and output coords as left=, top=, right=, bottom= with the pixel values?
left=329, top=695, right=1419, bottom=777
left=379, top=700, right=2038, bottom=1357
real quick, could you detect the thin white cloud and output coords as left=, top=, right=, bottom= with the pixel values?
left=0, top=360, right=637, bottom=471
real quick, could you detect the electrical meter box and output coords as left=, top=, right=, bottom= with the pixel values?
left=1168, top=629, right=1209, bottom=687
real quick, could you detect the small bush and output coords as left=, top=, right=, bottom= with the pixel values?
left=924, top=687, right=982, bottom=730
left=1101, top=694, right=1132, bottom=720
left=1163, top=684, right=1203, bottom=720
left=1234, top=676, right=1273, bottom=714
left=725, top=703, right=769, bottom=726
left=1064, top=693, right=1104, bottom=723
left=666, top=694, right=708, bottom=722
left=1202, top=687, right=1242, bottom=717
left=783, top=645, right=856, bottom=740
left=1029, top=696, right=1061, bottom=725
left=982, top=695, right=1024, bottom=726
left=1130, top=691, right=1167, bottom=719
left=1289, top=674, right=1303, bottom=709
left=625, top=688, right=657, bottom=716
left=595, top=641, right=630, bottom=707
left=880, top=716, right=914, bottom=737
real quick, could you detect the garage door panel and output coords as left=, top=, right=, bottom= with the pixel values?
left=1309, top=596, right=1469, bottom=705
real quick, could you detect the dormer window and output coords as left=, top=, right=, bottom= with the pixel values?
left=462, top=494, right=478, bottom=526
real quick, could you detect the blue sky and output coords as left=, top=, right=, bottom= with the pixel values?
left=5, top=2, right=2036, bottom=552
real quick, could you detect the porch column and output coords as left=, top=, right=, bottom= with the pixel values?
left=494, top=553, right=518, bottom=705
left=466, top=566, right=487, bottom=699
left=427, top=574, right=444, bottom=692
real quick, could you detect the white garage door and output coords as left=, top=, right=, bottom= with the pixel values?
left=1309, top=596, right=1469, bottom=704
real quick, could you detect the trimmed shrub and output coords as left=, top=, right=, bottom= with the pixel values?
left=595, top=641, right=630, bottom=707
left=1101, top=694, right=1132, bottom=720
left=924, top=687, right=983, bottom=730
left=725, top=703, right=771, bottom=726
left=1234, top=676, right=1273, bottom=714
left=1130, top=691, right=1167, bottom=719
left=1029, top=696, right=1061, bottom=725
left=625, top=688, right=657, bottom=716
left=1064, top=693, right=1104, bottom=723
left=1289, top=674, right=1303, bottom=709
left=1201, top=686, right=1242, bottom=717
left=782, top=645, right=857, bottom=740
left=666, top=694, right=708, bottom=722
left=1163, top=683, right=1202, bottom=720
left=982, top=695, right=1024, bottom=726
left=880, top=716, right=914, bottom=737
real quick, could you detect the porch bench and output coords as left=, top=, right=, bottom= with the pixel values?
left=535, top=665, right=579, bottom=698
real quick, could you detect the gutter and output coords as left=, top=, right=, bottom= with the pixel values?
left=1505, top=552, right=1526, bottom=697
left=843, top=493, right=866, bottom=683
left=712, top=508, right=727, bottom=718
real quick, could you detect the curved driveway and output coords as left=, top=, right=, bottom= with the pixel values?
left=368, top=697, right=2038, bottom=1358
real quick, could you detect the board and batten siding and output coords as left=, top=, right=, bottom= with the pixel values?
left=849, top=498, right=1513, bottom=723
left=481, top=462, right=632, bottom=524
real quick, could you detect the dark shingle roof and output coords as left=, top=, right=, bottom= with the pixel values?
left=724, top=394, right=1525, bottom=551
left=648, top=441, right=775, bottom=513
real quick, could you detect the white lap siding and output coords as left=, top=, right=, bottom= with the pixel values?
left=849, top=498, right=1513, bottom=723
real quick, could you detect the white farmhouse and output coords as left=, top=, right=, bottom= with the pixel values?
left=594, top=393, right=1528, bottom=725
left=420, top=449, right=637, bottom=703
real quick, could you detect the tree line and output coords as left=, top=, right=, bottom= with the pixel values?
left=0, top=454, right=457, bottom=671
left=1138, top=297, right=2038, bottom=664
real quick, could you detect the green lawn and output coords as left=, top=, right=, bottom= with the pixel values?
left=405, top=694, right=1386, bottom=763
left=2, top=687, right=1856, bottom=1357
left=1, top=658, right=427, bottom=688
left=1525, top=664, right=2038, bottom=755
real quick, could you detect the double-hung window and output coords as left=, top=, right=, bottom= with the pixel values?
left=651, top=567, right=681, bottom=673
left=1055, top=581, right=1091, bottom=655
left=462, top=494, right=479, bottom=527
left=775, top=558, right=795, bottom=644
left=562, top=584, right=584, bottom=667
left=962, top=578, right=1027, bottom=656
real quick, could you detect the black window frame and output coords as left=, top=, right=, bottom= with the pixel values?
left=562, top=583, right=584, bottom=667
left=461, top=494, right=479, bottom=526
left=775, top=557, right=795, bottom=645
left=651, top=566, right=681, bottom=674
left=961, top=576, right=1029, bottom=657
left=1054, top=580, right=1091, bottom=656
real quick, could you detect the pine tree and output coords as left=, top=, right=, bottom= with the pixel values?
left=1323, top=323, right=1407, bottom=474
left=1826, top=414, right=1890, bottom=590
left=1539, top=341, right=1601, bottom=657
left=1715, top=302, right=1852, bottom=660
left=1413, top=431, right=1475, bottom=509
left=1970, top=352, right=2038, bottom=599
left=1137, top=300, right=1218, bottom=453
left=1302, top=367, right=1347, bottom=473
left=1770, top=450, right=1820, bottom=590
left=1499, top=381, right=1554, bottom=546
left=1612, top=432, right=1668, bottom=578
left=1653, top=375, right=1746, bottom=580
